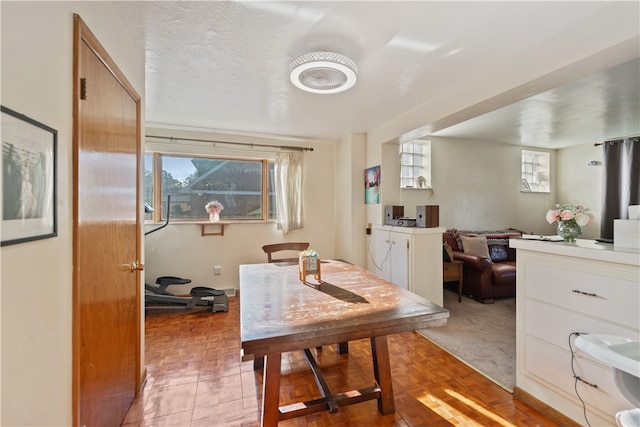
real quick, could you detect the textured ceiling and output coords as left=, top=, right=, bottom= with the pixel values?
left=113, top=1, right=640, bottom=148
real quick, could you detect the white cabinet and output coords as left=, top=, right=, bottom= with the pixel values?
left=373, top=229, right=409, bottom=289
left=511, top=239, right=640, bottom=427
left=369, top=225, right=444, bottom=306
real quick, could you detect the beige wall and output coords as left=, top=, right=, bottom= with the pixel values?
left=1, top=2, right=144, bottom=425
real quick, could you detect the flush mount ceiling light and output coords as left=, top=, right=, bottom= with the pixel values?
left=289, top=51, right=358, bottom=94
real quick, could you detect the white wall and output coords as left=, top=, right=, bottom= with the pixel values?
left=335, top=133, right=367, bottom=267
left=143, top=126, right=337, bottom=293
left=375, top=137, right=556, bottom=234
left=367, top=137, right=603, bottom=240
left=556, top=143, right=603, bottom=239
left=1, top=2, right=144, bottom=425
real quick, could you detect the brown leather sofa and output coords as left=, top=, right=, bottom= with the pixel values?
left=443, top=229, right=523, bottom=303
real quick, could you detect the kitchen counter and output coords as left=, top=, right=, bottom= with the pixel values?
left=512, top=237, right=640, bottom=426
left=510, top=238, right=639, bottom=266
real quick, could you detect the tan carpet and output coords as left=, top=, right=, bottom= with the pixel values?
left=417, top=288, right=516, bottom=391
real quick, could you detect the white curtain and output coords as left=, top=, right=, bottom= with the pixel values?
left=275, top=151, right=303, bottom=233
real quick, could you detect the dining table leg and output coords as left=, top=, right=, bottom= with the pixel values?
left=370, top=335, right=395, bottom=414
left=261, top=352, right=282, bottom=427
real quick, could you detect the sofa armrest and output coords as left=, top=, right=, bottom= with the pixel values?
left=452, top=252, right=492, bottom=271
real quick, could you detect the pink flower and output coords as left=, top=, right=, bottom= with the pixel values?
left=546, top=210, right=560, bottom=224
left=559, top=210, right=575, bottom=220
left=575, top=212, right=594, bottom=226
left=546, top=204, right=593, bottom=227
left=205, top=201, right=224, bottom=214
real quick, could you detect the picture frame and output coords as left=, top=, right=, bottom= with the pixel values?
left=364, top=165, right=380, bottom=204
left=2, top=106, right=57, bottom=246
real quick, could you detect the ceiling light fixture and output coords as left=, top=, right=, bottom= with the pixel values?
left=289, top=51, right=358, bottom=94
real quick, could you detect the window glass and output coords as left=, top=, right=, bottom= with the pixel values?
left=144, top=154, right=153, bottom=219
left=153, top=154, right=271, bottom=220
left=521, top=150, right=550, bottom=193
left=267, top=161, right=275, bottom=220
left=400, top=139, right=432, bottom=189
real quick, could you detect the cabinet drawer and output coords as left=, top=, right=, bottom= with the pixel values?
left=524, top=263, right=639, bottom=328
left=525, top=335, right=630, bottom=419
left=525, top=299, right=640, bottom=355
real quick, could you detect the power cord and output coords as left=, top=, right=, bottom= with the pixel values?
left=568, top=332, right=594, bottom=427
left=367, top=226, right=393, bottom=272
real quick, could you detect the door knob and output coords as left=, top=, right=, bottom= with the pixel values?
left=122, top=261, right=144, bottom=272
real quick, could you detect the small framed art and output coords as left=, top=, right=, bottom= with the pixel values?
left=365, top=165, right=380, bottom=204
left=1, top=106, right=57, bottom=246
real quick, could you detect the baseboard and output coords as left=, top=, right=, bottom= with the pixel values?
left=513, top=386, right=580, bottom=427
left=222, top=288, right=236, bottom=297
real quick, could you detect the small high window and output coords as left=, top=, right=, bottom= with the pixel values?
left=521, top=149, right=550, bottom=193
left=400, top=139, right=432, bottom=189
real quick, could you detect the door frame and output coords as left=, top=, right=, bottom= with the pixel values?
left=71, top=14, right=143, bottom=425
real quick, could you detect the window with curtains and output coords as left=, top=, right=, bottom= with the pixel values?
left=144, top=153, right=275, bottom=222
left=521, top=149, right=550, bottom=192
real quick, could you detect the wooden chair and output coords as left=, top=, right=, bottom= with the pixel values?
left=261, top=242, right=309, bottom=263
left=254, top=242, right=311, bottom=369
left=259, top=242, right=348, bottom=360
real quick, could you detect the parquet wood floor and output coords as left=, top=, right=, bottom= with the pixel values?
left=122, top=295, right=559, bottom=426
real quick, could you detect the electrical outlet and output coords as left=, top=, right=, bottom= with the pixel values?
left=213, top=266, right=222, bottom=275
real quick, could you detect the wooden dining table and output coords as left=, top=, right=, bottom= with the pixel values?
left=239, top=259, right=449, bottom=426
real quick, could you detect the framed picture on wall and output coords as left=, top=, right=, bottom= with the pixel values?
left=365, top=165, right=380, bottom=204
left=1, top=106, right=57, bottom=246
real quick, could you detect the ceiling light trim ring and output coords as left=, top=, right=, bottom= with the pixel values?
left=290, top=51, right=358, bottom=94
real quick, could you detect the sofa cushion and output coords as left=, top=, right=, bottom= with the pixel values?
left=460, top=235, right=490, bottom=259
left=492, top=262, right=516, bottom=287
left=488, top=244, right=509, bottom=262
left=444, top=229, right=463, bottom=252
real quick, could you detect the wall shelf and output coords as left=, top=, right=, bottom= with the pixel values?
left=198, top=222, right=228, bottom=236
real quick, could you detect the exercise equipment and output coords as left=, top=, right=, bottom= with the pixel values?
left=144, top=196, right=228, bottom=313
left=145, top=276, right=228, bottom=313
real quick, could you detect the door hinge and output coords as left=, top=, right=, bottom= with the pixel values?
left=80, top=78, right=87, bottom=100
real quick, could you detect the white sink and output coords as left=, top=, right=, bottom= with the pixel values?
left=576, top=334, right=640, bottom=409
left=610, top=341, right=640, bottom=371
left=576, top=334, right=640, bottom=377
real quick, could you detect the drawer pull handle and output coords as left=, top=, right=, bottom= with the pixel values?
left=572, top=289, right=598, bottom=297
left=574, top=375, right=598, bottom=389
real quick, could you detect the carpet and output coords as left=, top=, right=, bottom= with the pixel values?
left=417, top=288, right=516, bottom=391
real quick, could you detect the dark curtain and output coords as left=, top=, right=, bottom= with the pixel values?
left=600, top=137, right=640, bottom=239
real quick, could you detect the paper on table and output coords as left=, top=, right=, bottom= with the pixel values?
left=521, top=234, right=565, bottom=242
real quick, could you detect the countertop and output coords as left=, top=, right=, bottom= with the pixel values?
left=510, top=238, right=640, bottom=266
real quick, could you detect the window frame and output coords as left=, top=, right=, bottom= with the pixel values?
left=521, top=149, right=550, bottom=193
left=145, top=152, right=275, bottom=223
left=400, top=139, right=432, bottom=189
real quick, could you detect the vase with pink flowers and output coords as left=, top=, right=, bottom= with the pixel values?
left=205, top=200, right=224, bottom=222
left=545, top=204, right=594, bottom=242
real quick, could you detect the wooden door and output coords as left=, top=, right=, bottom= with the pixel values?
left=72, top=15, right=142, bottom=427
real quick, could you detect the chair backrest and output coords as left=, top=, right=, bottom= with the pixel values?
left=262, top=242, right=309, bottom=263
